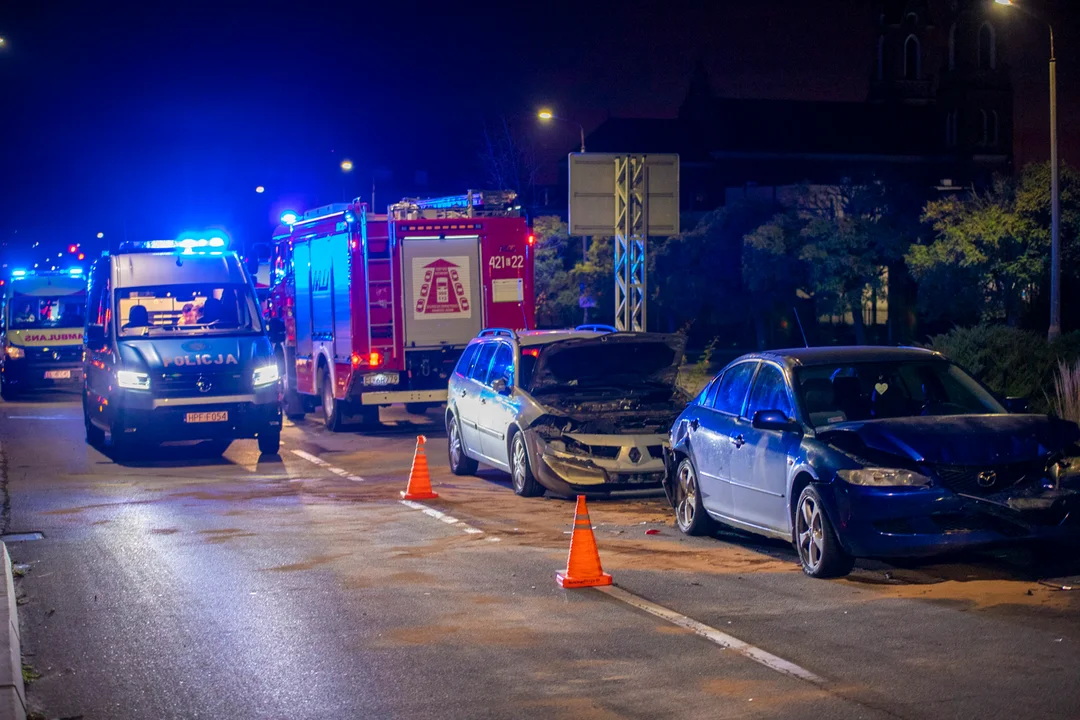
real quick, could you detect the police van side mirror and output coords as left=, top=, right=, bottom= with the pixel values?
left=86, top=325, right=105, bottom=344
left=246, top=254, right=260, bottom=278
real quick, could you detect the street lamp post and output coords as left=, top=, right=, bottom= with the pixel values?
left=538, top=109, right=590, bottom=294
left=996, top=0, right=1060, bottom=340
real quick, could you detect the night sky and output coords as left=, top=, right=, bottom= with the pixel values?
left=1, top=0, right=1076, bottom=264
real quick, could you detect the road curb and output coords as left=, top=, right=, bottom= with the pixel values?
left=0, top=544, right=26, bottom=720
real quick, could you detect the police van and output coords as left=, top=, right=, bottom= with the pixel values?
left=0, top=268, right=88, bottom=399
left=82, top=237, right=283, bottom=455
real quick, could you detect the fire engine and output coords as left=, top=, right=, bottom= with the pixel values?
left=267, top=190, right=535, bottom=430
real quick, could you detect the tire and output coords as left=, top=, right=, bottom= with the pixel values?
left=355, top=404, right=380, bottom=429
left=509, top=431, right=544, bottom=497
left=794, top=484, right=855, bottom=579
left=278, top=349, right=306, bottom=420
left=320, top=367, right=346, bottom=432
left=405, top=403, right=428, bottom=415
left=258, top=429, right=281, bottom=455
left=447, top=414, right=478, bottom=476
left=673, top=457, right=714, bottom=536
left=85, top=410, right=105, bottom=447
left=0, top=374, right=16, bottom=402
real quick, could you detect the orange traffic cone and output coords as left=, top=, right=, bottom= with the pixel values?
left=401, top=435, right=439, bottom=500
left=556, top=495, right=612, bottom=588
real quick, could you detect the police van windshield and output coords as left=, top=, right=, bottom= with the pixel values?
left=8, top=293, right=86, bottom=330
left=116, top=284, right=262, bottom=337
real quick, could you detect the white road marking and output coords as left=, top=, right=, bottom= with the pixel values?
left=596, top=585, right=825, bottom=686
left=6, top=415, right=80, bottom=420
left=399, top=499, right=497, bottom=539
left=289, top=449, right=365, bottom=482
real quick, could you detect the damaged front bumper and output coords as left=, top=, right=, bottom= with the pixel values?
left=824, top=471, right=1080, bottom=558
left=523, top=431, right=668, bottom=495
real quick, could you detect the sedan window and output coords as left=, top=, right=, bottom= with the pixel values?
left=489, top=343, right=514, bottom=386
left=744, top=364, right=793, bottom=420
left=469, top=343, right=498, bottom=385
left=454, top=343, right=480, bottom=378
left=711, top=361, right=757, bottom=415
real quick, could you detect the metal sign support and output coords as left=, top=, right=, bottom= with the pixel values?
left=614, top=155, right=648, bottom=332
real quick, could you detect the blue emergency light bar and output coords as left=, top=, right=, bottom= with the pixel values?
left=119, top=234, right=230, bottom=254
left=11, top=270, right=26, bottom=277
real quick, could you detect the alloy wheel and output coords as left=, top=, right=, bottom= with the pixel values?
left=676, top=462, right=697, bottom=530
left=796, top=494, right=825, bottom=573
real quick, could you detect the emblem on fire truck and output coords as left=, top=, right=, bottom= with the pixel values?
left=412, top=257, right=472, bottom=319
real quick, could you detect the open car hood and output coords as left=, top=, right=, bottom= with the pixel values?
left=818, top=414, right=1080, bottom=466
left=529, top=332, right=686, bottom=394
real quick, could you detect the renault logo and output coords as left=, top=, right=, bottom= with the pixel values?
left=628, top=447, right=642, bottom=463
left=977, top=470, right=997, bottom=488
left=196, top=375, right=213, bottom=394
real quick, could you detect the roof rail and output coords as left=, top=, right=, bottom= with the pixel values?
left=478, top=328, right=518, bottom=339
left=575, top=324, right=617, bottom=334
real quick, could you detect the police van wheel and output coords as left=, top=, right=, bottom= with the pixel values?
left=258, top=430, right=281, bottom=455
left=85, top=412, right=105, bottom=447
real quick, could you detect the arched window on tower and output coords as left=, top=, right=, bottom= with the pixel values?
left=948, top=23, right=957, bottom=70
left=945, top=111, right=958, bottom=148
left=877, top=35, right=885, bottom=81
left=904, top=35, right=921, bottom=80
left=979, top=22, right=997, bottom=70
left=991, top=110, right=1000, bottom=146
left=980, top=109, right=989, bottom=146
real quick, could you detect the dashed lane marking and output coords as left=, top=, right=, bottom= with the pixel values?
left=290, top=449, right=365, bottom=482
left=596, top=585, right=825, bottom=685
left=399, top=500, right=498, bottom=540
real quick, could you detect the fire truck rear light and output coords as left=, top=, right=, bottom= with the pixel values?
left=527, top=234, right=535, bottom=246
left=522, top=347, right=540, bottom=357
left=369, top=351, right=382, bottom=367
left=351, top=352, right=361, bottom=367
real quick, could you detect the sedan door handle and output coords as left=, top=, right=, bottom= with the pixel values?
left=731, top=434, right=745, bottom=448
left=689, top=418, right=700, bottom=431
left=459, top=389, right=467, bottom=397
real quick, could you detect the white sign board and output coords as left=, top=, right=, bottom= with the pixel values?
left=568, top=153, right=680, bottom=237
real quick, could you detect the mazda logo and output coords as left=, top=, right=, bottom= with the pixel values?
left=196, top=376, right=213, bottom=394
left=977, top=470, right=997, bottom=488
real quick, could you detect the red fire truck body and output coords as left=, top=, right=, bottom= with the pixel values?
left=267, top=191, right=535, bottom=429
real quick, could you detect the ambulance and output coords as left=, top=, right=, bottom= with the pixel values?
left=81, top=236, right=283, bottom=455
left=0, top=268, right=87, bottom=399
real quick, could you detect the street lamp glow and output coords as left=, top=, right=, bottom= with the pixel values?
left=538, top=109, right=553, bottom=120
left=255, top=185, right=265, bottom=193
left=280, top=210, right=299, bottom=225
left=994, top=0, right=1012, bottom=5
left=340, top=159, right=354, bottom=172
left=96, top=232, right=104, bottom=239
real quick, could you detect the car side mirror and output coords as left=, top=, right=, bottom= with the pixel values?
left=491, top=377, right=511, bottom=395
left=752, top=409, right=800, bottom=433
left=246, top=254, right=261, bottom=278
left=268, top=318, right=286, bottom=344
left=1004, top=397, right=1029, bottom=413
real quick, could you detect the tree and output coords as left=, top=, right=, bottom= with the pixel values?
left=531, top=216, right=580, bottom=328
left=742, top=210, right=805, bottom=348
left=909, top=162, right=1080, bottom=329
left=478, top=116, right=539, bottom=206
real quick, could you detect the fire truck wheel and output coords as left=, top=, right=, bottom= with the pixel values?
left=258, top=429, right=281, bottom=455
left=405, top=403, right=430, bottom=415
left=320, top=368, right=346, bottom=432
left=283, top=385, right=306, bottom=420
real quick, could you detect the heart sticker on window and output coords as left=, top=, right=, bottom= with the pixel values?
left=874, top=382, right=889, bottom=395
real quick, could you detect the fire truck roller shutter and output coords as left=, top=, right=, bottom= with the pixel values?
left=402, top=236, right=482, bottom=348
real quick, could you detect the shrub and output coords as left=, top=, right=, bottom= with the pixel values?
left=1051, top=360, right=1080, bottom=425
left=926, top=325, right=1080, bottom=413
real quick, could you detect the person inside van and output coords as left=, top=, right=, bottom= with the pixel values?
left=125, top=305, right=150, bottom=329
left=179, top=303, right=199, bottom=325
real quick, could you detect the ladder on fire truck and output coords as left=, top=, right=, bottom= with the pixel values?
left=388, top=190, right=521, bottom=220
left=358, top=207, right=396, bottom=365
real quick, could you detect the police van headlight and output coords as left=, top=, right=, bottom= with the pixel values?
left=253, top=364, right=280, bottom=388
left=116, top=370, right=151, bottom=390
left=4, top=344, right=24, bottom=360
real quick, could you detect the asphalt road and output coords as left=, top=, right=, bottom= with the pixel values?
left=2, top=391, right=1079, bottom=719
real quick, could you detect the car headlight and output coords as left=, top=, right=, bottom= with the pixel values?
left=253, top=364, right=280, bottom=387
left=4, top=345, right=24, bottom=360
left=116, top=370, right=150, bottom=390
left=836, top=468, right=931, bottom=487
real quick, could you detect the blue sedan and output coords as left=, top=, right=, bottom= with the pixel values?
left=664, top=346, right=1080, bottom=578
